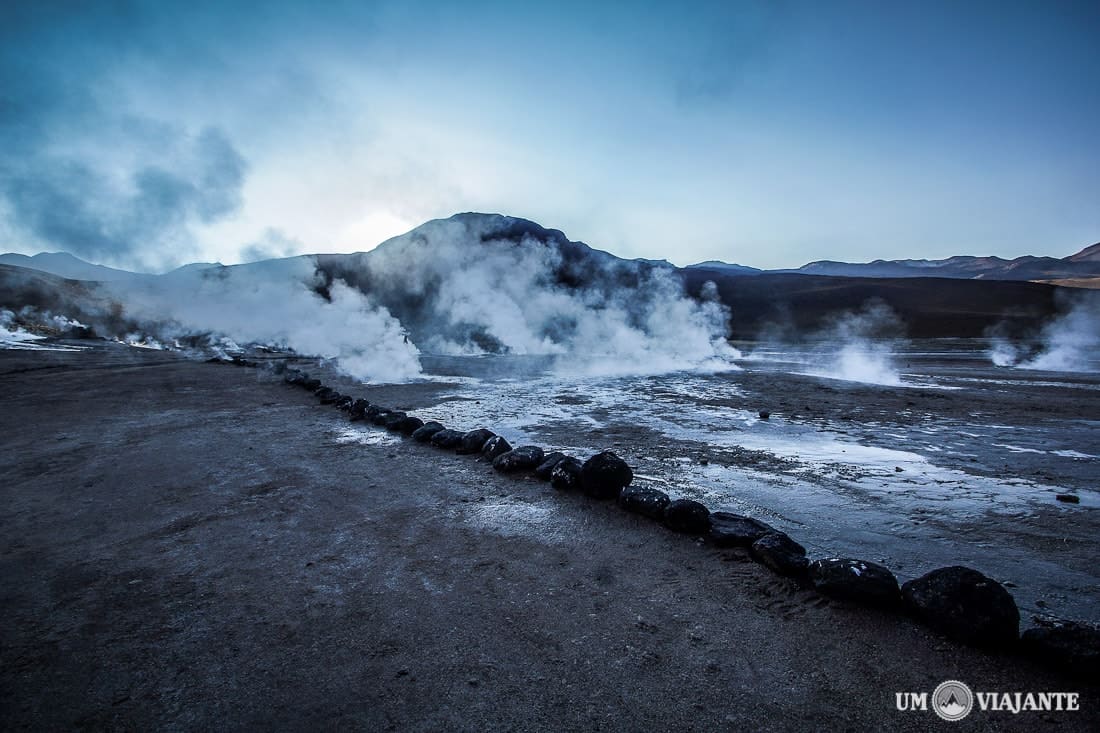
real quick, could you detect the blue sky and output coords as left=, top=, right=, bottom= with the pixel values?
left=1, top=0, right=1097, bottom=270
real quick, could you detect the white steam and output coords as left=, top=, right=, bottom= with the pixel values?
left=363, top=216, right=739, bottom=376
left=109, top=258, right=422, bottom=383
left=751, top=301, right=905, bottom=386
left=989, top=298, right=1100, bottom=373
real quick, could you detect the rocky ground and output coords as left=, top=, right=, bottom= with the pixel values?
left=1, top=342, right=1097, bottom=730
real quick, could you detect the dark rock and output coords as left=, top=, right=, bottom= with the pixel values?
left=618, top=486, right=670, bottom=520
left=301, top=378, right=322, bottom=391
left=533, top=452, right=567, bottom=480
left=663, top=499, right=710, bottom=534
left=318, top=390, right=342, bottom=405
left=412, top=422, right=446, bottom=442
left=900, top=566, right=1020, bottom=647
left=370, top=410, right=395, bottom=426
left=430, top=429, right=465, bottom=449
left=283, top=370, right=304, bottom=385
left=758, top=410, right=770, bottom=420
left=579, top=451, right=633, bottom=499
left=336, top=396, right=354, bottom=410
left=1021, top=621, right=1100, bottom=670
left=394, top=416, right=424, bottom=435
left=481, top=435, right=513, bottom=461
left=492, top=446, right=545, bottom=473
left=382, top=412, right=409, bottom=431
left=1056, top=493, right=1080, bottom=504
left=550, top=457, right=583, bottom=491
left=456, top=428, right=495, bottom=455
left=708, top=512, right=775, bottom=548
left=750, top=533, right=809, bottom=577
left=809, top=558, right=901, bottom=608
left=348, top=399, right=370, bottom=421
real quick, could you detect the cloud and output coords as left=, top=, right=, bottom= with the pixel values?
left=0, top=2, right=248, bottom=270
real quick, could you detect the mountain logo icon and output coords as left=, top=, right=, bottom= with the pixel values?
left=932, top=680, right=974, bottom=721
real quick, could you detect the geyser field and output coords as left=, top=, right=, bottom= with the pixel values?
left=3, top=214, right=1099, bottom=728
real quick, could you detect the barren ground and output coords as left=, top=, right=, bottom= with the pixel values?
left=1, top=344, right=1097, bottom=731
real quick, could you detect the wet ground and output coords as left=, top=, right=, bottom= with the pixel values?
left=386, top=340, right=1100, bottom=626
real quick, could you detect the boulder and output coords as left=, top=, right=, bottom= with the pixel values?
left=579, top=451, right=633, bottom=499
left=301, top=378, right=322, bottom=391
left=430, top=428, right=465, bottom=449
left=492, top=446, right=545, bottom=473
left=481, top=435, right=513, bottom=461
left=378, top=411, right=406, bottom=428
left=618, top=486, right=670, bottom=520
left=412, top=421, right=446, bottom=442
left=456, top=428, right=496, bottom=455
left=394, top=416, right=424, bottom=435
left=336, top=395, right=354, bottom=410
left=550, top=457, right=584, bottom=491
left=900, top=566, right=1020, bottom=647
left=750, top=533, right=809, bottom=577
left=1021, top=621, right=1100, bottom=670
left=663, top=499, right=710, bottom=534
left=533, top=452, right=567, bottom=480
left=809, top=558, right=901, bottom=608
left=708, top=512, right=775, bottom=548
left=348, top=399, right=370, bottom=421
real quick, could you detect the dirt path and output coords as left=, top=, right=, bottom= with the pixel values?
left=1, top=346, right=1096, bottom=730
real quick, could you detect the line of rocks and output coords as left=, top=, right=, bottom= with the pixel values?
left=273, top=363, right=1099, bottom=673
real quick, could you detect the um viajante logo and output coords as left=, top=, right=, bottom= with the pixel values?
left=895, top=680, right=1080, bottom=721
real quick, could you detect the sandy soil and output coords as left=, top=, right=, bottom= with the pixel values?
left=1, top=343, right=1097, bottom=731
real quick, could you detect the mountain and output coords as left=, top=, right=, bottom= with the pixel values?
left=0, top=252, right=144, bottom=282
left=0, top=214, right=1092, bottom=347
left=689, top=242, right=1100, bottom=282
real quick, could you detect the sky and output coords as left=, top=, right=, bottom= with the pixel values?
left=0, top=0, right=1097, bottom=271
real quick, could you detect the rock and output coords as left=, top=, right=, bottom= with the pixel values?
left=1056, top=493, right=1080, bottom=504
left=579, top=451, right=633, bottom=499
left=618, top=486, right=670, bottom=520
left=301, top=378, right=322, bottom=391
left=412, top=421, right=445, bottom=442
left=430, top=428, right=465, bottom=449
left=900, top=566, right=1020, bottom=647
left=533, top=452, right=567, bottom=480
left=708, top=512, right=775, bottom=548
left=348, top=399, right=370, bottom=421
left=382, top=412, right=409, bottom=430
left=394, top=416, right=424, bottom=435
left=336, top=395, right=354, bottom=410
left=750, top=533, right=809, bottom=577
left=550, top=457, right=584, bottom=491
left=369, top=410, right=394, bottom=426
left=758, top=410, right=770, bottom=420
left=493, top=446, right=545, bottom=473
left=283, top=370, right=304, bottom=385
left=1021, top=621, right=1100, bottom=670
left=481, top=435, right=513, bottom=461
left=456, top=428, right=496, bottom=455
left=663, top=499, right=710, bottom=534
left=809, top=558, right=901, bottom=608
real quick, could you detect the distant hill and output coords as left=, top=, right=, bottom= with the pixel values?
left=688, top=242, right=1100, bottom=282
left=1, top=214, right=1095, bottom=344
left=0, top=252, right=144, bottom=282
